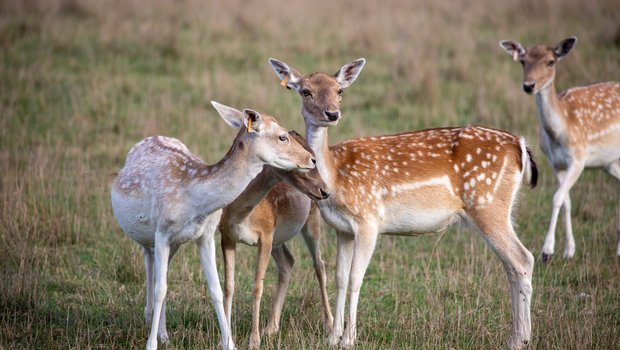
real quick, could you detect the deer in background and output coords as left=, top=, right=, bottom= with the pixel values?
left=269, top=58, right=538, bottom=349
left=500, top=37, right=620, bottom=262
left=111, top=102, right=316, bottom=350
left=218, top=131, right=333, bottom=349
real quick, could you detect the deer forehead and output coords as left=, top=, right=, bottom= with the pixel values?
left=302, top=73, right=341, bottom=93
left=524, top=45, right=554, bottom=64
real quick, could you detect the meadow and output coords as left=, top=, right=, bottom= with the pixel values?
left=1, top=0, right=619, bottom=348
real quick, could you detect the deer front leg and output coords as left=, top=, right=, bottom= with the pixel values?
left=265, top=244, right=295, bottom=336
left=328, top=231, right=354, bottom=346
left=605, top=160, right=620, bottom=256
left=221, top=235, right=237, bottom=329
left=340, top=226, right=379, bottom=349
left=300, top=207, right=334, bottom=334
left=196, top=233, right=235, bottom=350
left=249, top=237, right=273, bottom=349
left=542, top=165, right=583, bottom=262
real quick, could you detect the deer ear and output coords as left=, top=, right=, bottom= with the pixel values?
left=269, top=58, right=302, bottom=90
left=243, top=109, right=262, bottom=134
left=211, top=101, right=243, bottom=129
left=334, top=58, right=365, bottom=88
left=554, top=37, right=577, bottom=59
left=499, top=40, right=526, bottom=61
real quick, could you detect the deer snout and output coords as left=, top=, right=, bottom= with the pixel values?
left=523, top=81, right=535, bottom=94
left=324, top=110, right=340, bottom=122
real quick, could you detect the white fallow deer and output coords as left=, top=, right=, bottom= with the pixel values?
left=269, top=58, right=539, bottom=349
left=219, top=131, right=333, bottom=349
left=500, top=37, right=620, bottom=262
left=110, top=102, right=316, bottom=350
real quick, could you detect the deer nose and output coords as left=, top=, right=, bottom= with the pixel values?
left=324, top=110, right=340, bottom=122
left=320, top=188, right=330, bottom=199
left=523, top=81, right=535, bottom=94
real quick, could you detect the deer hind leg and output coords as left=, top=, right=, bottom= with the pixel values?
left=156, top=244, right=179, bottom=343
left=605, top=160, right=620, bottom=256
left=249, top=237, right=274, bottom=349
left=340, top=225, right=379, bottom=349
left=327, top=231, right=354, bottom=346
left=542, top=165, right=583, bottom=262
left=300, top=204, right=334, bottom=333
left=470, top=208, right=534, bottom=350
left=265, top=243, right=295, bottom=336
left=142, top=246, right=155, bottom=326
left=146, top=234, right=171, bottom=350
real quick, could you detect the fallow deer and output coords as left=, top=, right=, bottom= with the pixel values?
left=110, top=102, right=316, bottom=350
left=500, top=37, right=620, bottom=262
left=219, top=131, right=333, bottom=349
left=269, top=58, right=538, bottom=349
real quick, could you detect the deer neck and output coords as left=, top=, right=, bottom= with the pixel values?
left=306, top=124, right=336, bottom=188
left=189, top=140, right=265, bottom=216
left=222, top=168, right=281, bottom=224
left=535, top=81, right=568, bottom=141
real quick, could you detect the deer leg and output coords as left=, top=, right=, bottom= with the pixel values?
left=249, top=237, right=273, bottom=349
left=196, top=216, right=235, bottom=350
left=542, top=165, right=583, bottom=262
left=221, top=235, right=237, bottom=329
left=156, top=244, right=179, bottom=343
left=472, top=211, right=534, bottom=350
left=146, top=235, right=170, bottom=350
left=300, top=204, right=333, bottom=333
left=562, top=194, right=575, bottom=259
left=265, top=244, right=294, bottom=336
left=340, top=226, right=379, bottom=349
left=605, top=160, right=620, bottom=256
left=327, top=231, right=354, bottom=346
left=142, top=246, right=155, bottom=326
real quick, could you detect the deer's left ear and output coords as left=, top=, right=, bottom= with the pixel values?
left=243, top=109, right=262, bottom=134
left=334, top=58, right=366, bottom=88
left=211, top=101, right=243, bottom=129
left=269, top=58, right=302, bottom=90
left=554, top=37, right=577, bottom=59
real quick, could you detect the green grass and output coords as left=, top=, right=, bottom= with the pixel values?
left=1, top=0, right=620, bottom=349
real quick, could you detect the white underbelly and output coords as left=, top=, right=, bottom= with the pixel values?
left=379, top=202, right=459, bottom=235
left=111, top=189, right=156, bottom=246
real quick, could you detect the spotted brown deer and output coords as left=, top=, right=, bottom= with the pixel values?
left=111, top=102, right=316, bottom=350
left=218, top=131, right=333, bottom=349
left=269, top=58, right=538, bottom=349
left=500, top=37, right=620, bottom=262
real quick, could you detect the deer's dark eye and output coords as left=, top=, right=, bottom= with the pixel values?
left=337, top=89, right=343, bottom=96
left=547, top=60, right=555, bottom=67
left=301, top=89, right=312, bottom=97
left=278, top=135, right=289, bottom=142
left=519, top=60, right=525, bottom=66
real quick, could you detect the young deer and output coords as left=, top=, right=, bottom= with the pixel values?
left=500, top=37, right=620, bottom=262
left=269, top=58, right=538, bottom=349
left=219, top=131, right=333, bottom=349
left=110, top=102, right=316, bottom=350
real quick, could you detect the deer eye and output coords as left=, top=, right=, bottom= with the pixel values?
left=278, top=134, right=289, bottom=142
left=301, top=89, right=312, bottom=97
left=519, top=59, right=525, bottom=66
left=337, top=89, right=343, bottom=96
left=547, top=59, right=555, bottom=67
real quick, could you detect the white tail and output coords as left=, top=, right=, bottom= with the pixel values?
left=270, top=58, right=537, bottom=349
left=218, top=131, right=333, bottom=349
left=110, top=102, right=315, bottom=350
left=500, top=37, right=620, bottom=261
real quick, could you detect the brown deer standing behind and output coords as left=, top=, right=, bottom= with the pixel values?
left=500, top=37, right=620, bottom=262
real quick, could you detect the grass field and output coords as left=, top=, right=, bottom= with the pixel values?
left=1, top=0, right=620, bottom=349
